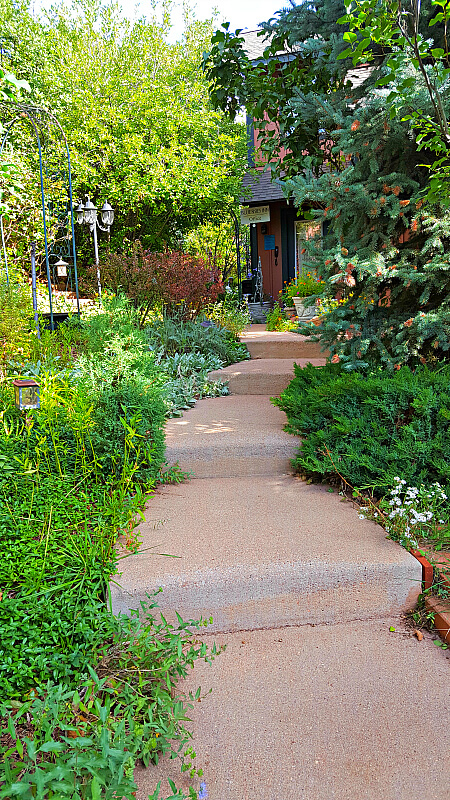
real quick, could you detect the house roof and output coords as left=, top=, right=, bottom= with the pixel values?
left=242, top=29, right=273, bottom=61
left=242, top=29, right=299, bottom=63
left=242, top=30, right=373, bottom=86
left=242, top=169, right=286, bottom=204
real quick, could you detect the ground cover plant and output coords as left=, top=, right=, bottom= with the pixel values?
left=274, top=361, right=450, bottom=553
left=0, top=287, right=248, bottom=798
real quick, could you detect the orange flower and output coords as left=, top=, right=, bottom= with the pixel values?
left=351, top=120, right=361, bottom=131
left=331, top=354, right=340, bottom=363
left=383, top=184, right=391, bottom=193
left=380, top=196, right=386, bottom=205
left=416, top=200, right=424, bottom=209
left=404, top=318, right=414, bottom=327
left=411, top=219, right=418, bottom=232
left=392, top=186, right=401, bottom=196
left=341, top=247, right=349, bottom=256
left=399, top=199, right=410, bottom=207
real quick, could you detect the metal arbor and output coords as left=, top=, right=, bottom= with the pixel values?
left=0, top=103, right=81, bottom=331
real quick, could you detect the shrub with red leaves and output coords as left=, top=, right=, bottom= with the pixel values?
left=150, top=250, right=223, bottom=319
left=82, top=243, right=223, bottom=324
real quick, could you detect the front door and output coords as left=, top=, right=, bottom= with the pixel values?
left=280, top=207, right=297, bottom=286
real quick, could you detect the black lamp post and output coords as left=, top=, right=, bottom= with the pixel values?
left=230, top=208, right=242, bottom=302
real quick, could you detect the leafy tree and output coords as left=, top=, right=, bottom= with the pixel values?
left=338, top=0, right=450, bottom=206
left=203, top=1, right=450, bottom=369
left=0, top=66, right=30, bottom=218
left=0, top=0, right=246, bottom=269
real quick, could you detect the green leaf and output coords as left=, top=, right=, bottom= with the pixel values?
left=337, top=47, right=354, bottom=60
left=39, top=740, right=66, bottom=753
left=376, top=73, right=396, bottom=86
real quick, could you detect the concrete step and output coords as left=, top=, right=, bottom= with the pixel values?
left=208, top=358, right=325, bottom=396
left=164, top=395, right=298, bottom=478
left=241, top=324, right=328, bottom=360
left=111, top=476, right=421, bottom=632
left=135, top=619, right=450, bottom=800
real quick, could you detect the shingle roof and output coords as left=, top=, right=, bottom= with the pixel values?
left=242, top=29, right=299, bottom=63
left=242, top=169, right=286, bottom=204
left=242, top=29, right=273, bottom=61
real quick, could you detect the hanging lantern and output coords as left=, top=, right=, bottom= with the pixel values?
left=13, top=379, right=40, bottom=411
left=54, top=257, right=69, bottom=277
left=83, top=196, right=97, bottom=226
left=75, top=201, right=85, bottom=225
left=100, top=201, right=114, bottom=227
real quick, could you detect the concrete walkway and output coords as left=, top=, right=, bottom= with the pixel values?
left=112, top=326, right=449, bottom=799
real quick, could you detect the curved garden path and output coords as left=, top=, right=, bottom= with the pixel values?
left=112, top=325, right=450, bottom=800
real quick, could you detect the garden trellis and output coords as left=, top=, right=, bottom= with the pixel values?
left=0, top=103, right=80, bottom=330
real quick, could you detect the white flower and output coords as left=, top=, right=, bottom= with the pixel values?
left=358, top=514, right=365, bottom=519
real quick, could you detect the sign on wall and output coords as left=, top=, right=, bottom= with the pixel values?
left=240, top=205, right=270, bottom=225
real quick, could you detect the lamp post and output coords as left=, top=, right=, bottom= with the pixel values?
left=230, top=208, right=242, bottom=302
left=76, top=196, right=114, bottom=303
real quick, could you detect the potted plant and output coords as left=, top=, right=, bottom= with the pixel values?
left=281, top=274, right=325, bottom=319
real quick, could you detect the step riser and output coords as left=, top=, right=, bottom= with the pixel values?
left=208, top=358, right=326, bottom=396
left=208, top=372, right=295, bottom=396
left=111, top=562, right=420, bottom=633
left=164, top=452, right=296, bottom=478
left=246, top=342, right=327, bottom=360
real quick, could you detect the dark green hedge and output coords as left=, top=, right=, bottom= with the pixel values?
left=274, top=362, right=450, bottom=493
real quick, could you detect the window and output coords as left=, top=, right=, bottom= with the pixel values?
left=294, top=221, right=322, bottom=280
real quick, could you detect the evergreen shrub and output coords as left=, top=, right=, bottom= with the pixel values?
left=274, top=362, right=450, bottom=494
